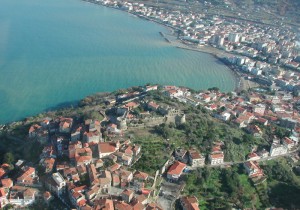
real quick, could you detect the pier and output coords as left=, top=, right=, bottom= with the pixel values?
left=159, top=32, right=171, bottom=43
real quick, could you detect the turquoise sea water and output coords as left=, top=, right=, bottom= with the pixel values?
left=0, top=0, right=236, bottom=124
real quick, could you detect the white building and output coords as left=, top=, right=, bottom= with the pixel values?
left=270, top=143, right=288, bottom=157
left=216, top=112, right=231, bottom=121
left=188, top=150, right=205, bottom=167
left=9, top=186, right=37, bottom=207
left=209, top=153, right=224, bottom=165
left=253, top=104, right=266, bottom=115
left=282, top=137, right=296, bottom=150
left=228, top=33, right=240, bottom=43
left=46, top=172, right=66, bottom=197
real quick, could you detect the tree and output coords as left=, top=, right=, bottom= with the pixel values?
left=274, top=126, right=290, bottom=139
left=155, top=124, right=172, bottom=139
left=208, top=87, right=220, bottom=92
left=3, top=152, right=14, bottom=165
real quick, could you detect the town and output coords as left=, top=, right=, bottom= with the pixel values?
left=0, top=82, right=300, bottom=209
left=0, top=0, right=300, bottom=209
left=86, top=0, right=300, bottom=93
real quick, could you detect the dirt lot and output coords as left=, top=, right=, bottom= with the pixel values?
left=157, top=180, right=184, bottom=209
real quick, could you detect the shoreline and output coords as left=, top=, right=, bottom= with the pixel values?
left=0, top=1, right=244, bottom=126
left=82, top=0, right=244, bottom=92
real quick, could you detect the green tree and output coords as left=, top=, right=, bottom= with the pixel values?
left=274, top=126, right=290, bottom=139
left=3, top=152, right=14, bottom=165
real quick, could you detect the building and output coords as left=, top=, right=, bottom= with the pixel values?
left=0, top=178, right=13, bottom=189
left=75, top=147, right=93, bottom=166
left=98, top=170, right=112, bottom=193
left=228, top=33, right=240, bottom=43
left=253, top=104, right=266, bottom=115
left=69, top=187, right=86, bottom=207
left=247, top=125, right=263, bottom=138
left=133, top=171, right=149, bottom=182
left=71, top=127, right=82, bottom=142
left=114, top=200, right=133, bottom=210
left=98, top=142, right=119, bottom=158
left=0, top=188, right=8, bottom=208
left=180, top=196, right=200, bottom=210
left=209, top=153, right=224, bottom=165
left=144, top=85, right=158, bottom=92
left=270, top=142, right=288, bottom=157
left=244, top=161, right=264, bottom=178
left=40, top=157, right=55, bottom=173
left=188, top=149, right=205, bottom=167
left=9, top=186, right=37, bottom=207
left=16, top=167, right=36, bottom=186
left=167, top=161, right=186, bottom=181
left=87, top=164, right=99, bottom=186
left=247, top=152, right=260, bottom=161
left=174, top=148, right=188, bottom=163
left=216, top=112, right=231, bottom=121
left=83, top=130, right=101, bottom=143
left=43, top=191, right=53, bottom=205
left=164, top=89, right=183, bottom=98
left=283, top=137, right=295, bottom=150
left=146, top=202, right=163, bottom=210
left=85, top=119, right=101, bottom=132
left=59, top=117, right=73, bottom=133
left=46, top=172, right=66, bottom=196
left=28, top=124, right=42, bottom=138
left=121, top=189, right=134, bottom=203
left=94, top=198, right=114, bottom=210
left=148, top=101, right=160, bottom=111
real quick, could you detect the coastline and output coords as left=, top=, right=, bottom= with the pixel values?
left=0, top=0, right=244, bottom=126
left=81, top=0, right=244, bottom=92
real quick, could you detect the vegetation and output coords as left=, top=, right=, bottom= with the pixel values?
left=132, top=135, right=170, bottom=175
left=3, top=152, right=15, bottom=165
left=179, top=158, right=300, bottom=209
left=0, top=131, right=43, bottom=165
left=261, top=158, right=300, bottom=209
left=1, top=85, right=299, bottom=210
left=183, top=166, right=263, bottom=209
left=83, top=110, right=104, bottom=121
left=176, top=106, right=258, bottom=161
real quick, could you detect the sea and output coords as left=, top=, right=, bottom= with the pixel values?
left=0, top=0, right=236, bottom=124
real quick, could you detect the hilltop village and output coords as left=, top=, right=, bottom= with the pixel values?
left=0, top=83, right=300, bottom=209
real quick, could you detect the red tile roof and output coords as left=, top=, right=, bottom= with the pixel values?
left=167, top=161, right=186, bottom=176
left=210, top=153, right=224, bottom=159
left=181, top=196, right=200, bottom=210
left=134, top=171, right=149, bottom=181
left=0, top=178, right=13, bottom=188
left=0, top=188, right=6, bottom=197
left=114, top=200, right=133, bottom=210
left=94, top=198, right=114, bottom=210
left=122, top=189, right=134, bottom=197
left=98, top=142, right=117, bottom=154
left=146, top=202, right=163, bottom=210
